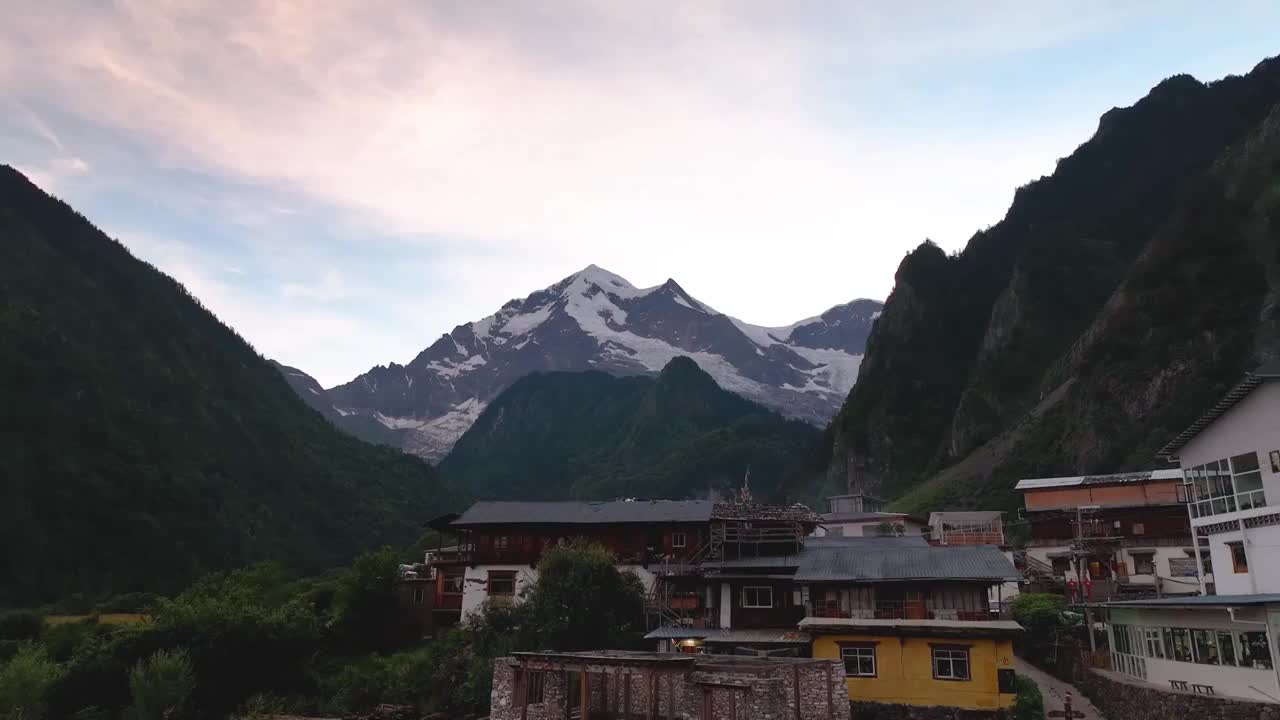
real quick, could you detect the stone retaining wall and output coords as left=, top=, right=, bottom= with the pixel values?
left=1081, top=668, right=1280, bottom=720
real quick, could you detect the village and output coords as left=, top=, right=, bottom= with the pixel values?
left=395, top=362, right=1280, bottom=720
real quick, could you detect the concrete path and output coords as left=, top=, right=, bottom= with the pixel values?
left=1015, top=658, right=1106, bottom=720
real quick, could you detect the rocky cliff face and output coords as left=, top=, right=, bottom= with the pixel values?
left=302, top=266, right=880, bottom=460
left=827, top=55, right=1280, bottom=510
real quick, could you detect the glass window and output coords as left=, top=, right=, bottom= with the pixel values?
left=932, top=647, right=970, bottom=681
left=443, top=571, right=465, bottom=595
left=1192, top=629, right=1220, bottom=665
left=671, top=532, right=687, bottom=548
left=488, top=571, right=516, bottom=596
left=1230, top=543, right=1249, bottom=573
left=1164, top=628, right=1193, bottom=662
left=1112, top=624, right=1130, bottom=654
left=495, top=536, right=510, bottom=550
left=1132, top=553, right=1155, bottom=575
left=841, top=645, right=876, bottom=677
left=412, top=587, right=425, bottom=604
left=1239, top=632, right=1273, bottom=669
left=741, top=586, right=773, bottom=608
left=1217, top=631, right=1237, bottom=667
left=1145, top=629, right=1164, bottom=659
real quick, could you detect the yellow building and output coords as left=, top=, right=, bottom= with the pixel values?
left=801, top=617, right=1022, bottom=711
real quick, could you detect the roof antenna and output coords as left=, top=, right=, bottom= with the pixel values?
left=740, top=465, right=752, bottom=502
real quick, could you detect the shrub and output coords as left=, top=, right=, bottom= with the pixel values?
left=0, top=613, right=42, bottom=643
left=1011, top=675, right=1045, bottom=720
left=128, top=648, right=194, bottom=720
left=0, top=643, right=65, bottom=720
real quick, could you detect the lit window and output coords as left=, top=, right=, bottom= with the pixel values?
left=1230, top=542, right=1248, bottom=573
left=1132, top=523, right=1145, bottom=535
left=932, top=647, right=970, bottom=681
left=840, top=645, right=876, bottom=677
left=671, top=532, right=687, bottom=548
left=741, top=586, right=773, bottom=608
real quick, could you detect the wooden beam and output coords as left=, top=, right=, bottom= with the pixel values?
left=580, top=670, right=590, bottom=720
left=729, top=689, right=737, bottom=720
left=517, top=668, right=528, bottom=720
left=702, top=687, right=712, bottom=720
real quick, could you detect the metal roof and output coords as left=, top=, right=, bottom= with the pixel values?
left=806, top=535, right=929, bottom=548
left=644, top=627, right=712, bottom=640
left=701, top=629, right=811, bottom=644
left=799, top=618, right=1023, bottom=638
left=822, top=511, right=922, bottom=523
left=1158, top=361, right=1280, bottom=460
left=928, top=511, right=1003, bottom=525
left=451, top=499, right=713, bottom=526
left=793, top=544, right=1019, bottom=583
left=1101, top=593, right=1280, bottom=608
left=1015, top=468, right=1183, bottom=490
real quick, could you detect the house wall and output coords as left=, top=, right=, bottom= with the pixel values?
left=1025, top=544, right=1201, bottom=590
left=810, top=634, right=1016, bottom=710
left=1024, top=482, right=1182, bottom=511
left=1202, top=523, right=1280, bottom=596
left=1105, top=606, right=1280, bottom=703
left=461, top=563, right=658, bottom=618
left=1179, top=380, right=1280, bottom=505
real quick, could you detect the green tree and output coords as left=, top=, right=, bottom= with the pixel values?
left=128, top=649, right=194, bottom=720
left=328, top=549, right=419, bottom=653
left=0, top=644, right=64, bottom=720
left=521, top=542, right=646, bottom=651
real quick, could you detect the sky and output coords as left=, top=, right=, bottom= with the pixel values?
left=2, top=2, right=1278, bottom=387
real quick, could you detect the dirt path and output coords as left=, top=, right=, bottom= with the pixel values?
left=1015, top=658, right=1106, bottom=720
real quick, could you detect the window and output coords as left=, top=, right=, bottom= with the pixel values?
left=741, top=586, right=773, bottom=608
left=932, top=647, right=970, bottom=681
left=840, top=644, right=876, bottom=677
left=1191, top=629, right=1220, bottom=665
left=1217, top=631, right=1237, bottom=666
left=1144, top=628, right=1164, bottom=659
left=443, top=570, right=464, bottom=595
left=1163, top=628, right=1193, bottom=662
left=1270, top=450, right=1280, bottom=474
left=1239, top=631, right=1273, bottom=669
left=1230, top=542, right=1249, bottom=573
left=1132, top=553, right=1155, bottom=575
left=488, top=571, right=516, bottom=597
left=522, top=671, right=545, bottom=704
left=412, top=587, right=425, bottom=604
left=1051, top=557, right=1071, bottom=576
left=671, top=532, right=687, bottom=548
left=494, top=536, right=510, bottom=551
left=1231, top=452, right=1264, bottom=508
left=1112, top=624, right=1131, bottom=655
left=1132, top=522, right=1145, bottom=535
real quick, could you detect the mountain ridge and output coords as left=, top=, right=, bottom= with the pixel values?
left=301, top=264, right=881, bottom=460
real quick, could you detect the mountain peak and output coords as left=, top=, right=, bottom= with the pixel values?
left=566, top=264, right=636, bottom=294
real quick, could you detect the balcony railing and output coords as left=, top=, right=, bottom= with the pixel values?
left=807, top=606, right=992, bottom=621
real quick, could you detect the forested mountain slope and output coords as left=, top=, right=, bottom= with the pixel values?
left=0, top=166, right=455, bottom=605
left=823, top=55, right=1280, bottom=511
left=439, top=357, right=820, bottom=501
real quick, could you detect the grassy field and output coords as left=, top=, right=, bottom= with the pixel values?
left=45, top=613, right=150, bottom=625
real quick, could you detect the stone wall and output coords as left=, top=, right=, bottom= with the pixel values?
left=1081, top=668, right=1280, bottom=720
left=849, top=701, right=1007, bottom=720
left=489, top=655, right=849, bottom=720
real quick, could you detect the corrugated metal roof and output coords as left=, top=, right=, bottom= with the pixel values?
left=806, top=536, right=929, bottom=548
left=928, top=511, right=1003, bottom=525
left=1158, top=362, right=1280, bottom=460
left=1015, top=468, right=1183, bottom=490
left=702, top=629, right=811, bottom=644
left=1102, top=593, right=1280, bottom=608
left=452, top=499, right=713, bottom=526
left=644, top=627, right=712, bottom=639
left=799, top=618, right=1023, bottom=637
left=793, top=544, right=1019, bottom=582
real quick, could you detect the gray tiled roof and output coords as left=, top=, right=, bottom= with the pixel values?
left=793, top=544, right=1018, bottom=582
left=1158, top=361, right=1280, bottom=460
left=452, top=499, right=713, bottom=526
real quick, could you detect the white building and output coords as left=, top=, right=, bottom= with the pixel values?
left=812, top=494, right=928, bottom=538
left=1100, top=361, right=1280, bottom=702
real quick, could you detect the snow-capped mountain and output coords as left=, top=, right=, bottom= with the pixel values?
left=304, top=265, right=881, bottom=460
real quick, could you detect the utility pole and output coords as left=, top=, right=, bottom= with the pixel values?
left=1072, top=505, right=1099, bottom=654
